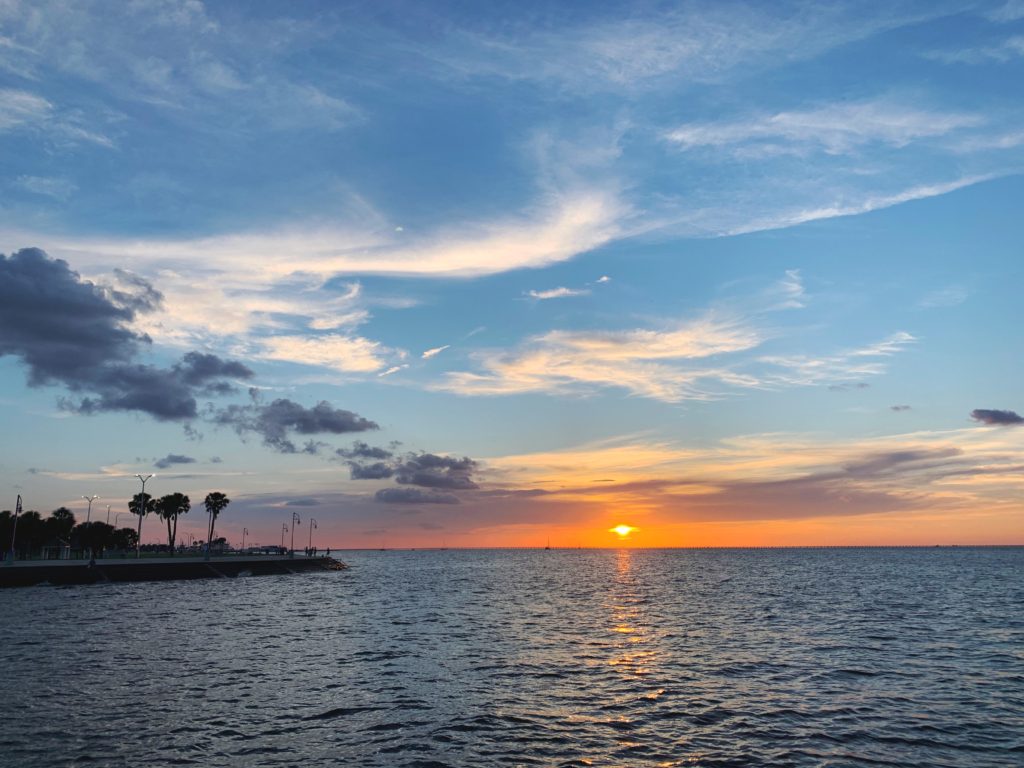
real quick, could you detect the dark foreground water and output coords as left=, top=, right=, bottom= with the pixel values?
left=1, top=548, right=1022, bottom=767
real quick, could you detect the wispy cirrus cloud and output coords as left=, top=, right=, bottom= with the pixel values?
left=438, top=313, right=764, bottom=402
left=665, top=98, right=983, bottom=156
left=760, top=332, right=916, bottom=387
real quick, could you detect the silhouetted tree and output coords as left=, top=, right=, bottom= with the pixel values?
left=203, top=492, right=230, bottom=557
left=129, top=492, right=156, bottom=557
left=156, top=493, right=190, bottom=556
left=74, top=521, right=115, bottom=557
left=47, top=507, right=76, bottom=540
left=112, top=527, right=139, bottom=552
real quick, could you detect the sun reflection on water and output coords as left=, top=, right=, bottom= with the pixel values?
left=606, top=549, right=657, bottom=679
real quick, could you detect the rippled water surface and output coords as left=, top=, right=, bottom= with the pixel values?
left=2, top=548, right=1022, bottom=767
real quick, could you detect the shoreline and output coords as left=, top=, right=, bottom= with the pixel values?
left=0, top=555, right=346, bottom=588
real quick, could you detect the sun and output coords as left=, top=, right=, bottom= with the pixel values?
left=610, top=524, right=636, bottom=538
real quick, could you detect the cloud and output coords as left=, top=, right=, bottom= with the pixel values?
left=154, top=453, right=196, bottom=469
left=15, top=175, right=77, bottom=200
left=378, top=364, right=408, bottom=377
left=526, top=286, right=590, bottom=300
left=213, top=392, right=379, bottom=453
left=439, top=312, right=763, bottom=402
left=285, top=498, right=320, bottom=507
left=375, top=487, right=460, bottom=504
left=987, top=1, right=1024, bottom=22
left=349, top=461, right=395, bottom=480
left=761, top=332, right=916, bottom=387
left=337, top=441, right=394, bottom=460
left=971, top=408, right=1024, bottom=426
left=421, top=345, right=449, bottom=359
left=891, top=405, right=912, bottom=412
left=0, top=247, right=251, bottom=420
left=425, top=3, right=946, bottom=92
left=260, top=334, right=392, bottom=373
left=918, top=286, right=969, bottom=308
left=665, top=98, right=982, bottom=156
left=926, top=35, right=1024, bottom=64
left=0, top=88, right=53, bottom=132
left=394, top=453, right=479, bottom=490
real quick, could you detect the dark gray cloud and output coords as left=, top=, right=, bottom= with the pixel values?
left=0, top=247, right=144, bottom=384
left=841, top=448, right=961, bottom=477
left=154, top=453, right=196, bottom=469
left=213, top=392, right=378, bottom=453
left=971, top=408, right=1023, bottom=426
left=285, top=498, right=320, bottom=507
left=395, top=453, right=478, bottom=490
left=0, top=248, right=253, bottom=421
left=375, top=487, right=460, bottom=504
left=349, top=461, right=395, bottom=480
left=109, top=268, right=164, bottom=314
left=891, top=404, right=911, bottom=411
left=337, top=440, right=394, bottom=460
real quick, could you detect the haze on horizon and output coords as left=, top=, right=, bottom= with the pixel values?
left=1, top=0, right=1022, bottom=549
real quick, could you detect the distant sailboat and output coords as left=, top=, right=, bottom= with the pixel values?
left=545, top=537, right=550, bottom=550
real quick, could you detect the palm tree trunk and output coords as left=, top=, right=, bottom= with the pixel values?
left=170, top=515, right=177, bottom=556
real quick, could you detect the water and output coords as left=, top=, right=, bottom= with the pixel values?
left=1, top=548, right=1022, bottom=767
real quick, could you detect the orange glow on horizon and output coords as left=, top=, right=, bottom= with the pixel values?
left=610, top=524, right=637, bottom=538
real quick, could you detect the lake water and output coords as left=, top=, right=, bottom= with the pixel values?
left=1, top=548, right=1022, bottom=767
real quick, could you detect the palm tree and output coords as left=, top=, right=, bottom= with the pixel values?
left=156, top=493, right=190, bottom=556
left=203, top=492, right=230, bottom=559
left=129, top=492, right=155, bottom=557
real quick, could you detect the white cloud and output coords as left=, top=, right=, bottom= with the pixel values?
left=760, top=332, right=916, bottom=386
left=439, top=313, right=763, bottom=402
left=422, top=345, right=450, bottom=360
left=987, top=1, right=1024, bottom=22
left=0, top=88, right=52, bottom=131
left=378, top=364, right=408, bottom=377
left=926, top=35, right=1024, bottom=64
left=14, top=175, right=77, bottom=200
left=718, top=175, right=1001, bottom=237
left=526, top=286, right=590, bottom=300
left=258, top=334, right=393, bottom=373
left=666, top=99, right=983, bottom=156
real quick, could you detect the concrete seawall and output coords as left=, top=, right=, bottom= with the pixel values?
left=0, top=555, right=347, bottom=588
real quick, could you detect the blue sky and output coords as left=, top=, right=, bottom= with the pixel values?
left=1, top=0, right=1023, bottom=547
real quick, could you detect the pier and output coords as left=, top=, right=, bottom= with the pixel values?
left=0, top=555, right=346, bottom=588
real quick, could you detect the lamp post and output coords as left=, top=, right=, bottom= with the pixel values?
left=308, top=518, right=317, bottom=554
left=242, top=527, right=248, bottom=552
left=281, top=524, right=288, bottom=552
left=134, top=474, right=153, bottom=559
left=8, top=494, right=21, bottom=562
left=83, top=495, right=99, bottom=524
left=105, top=504, right=112, bottom=525
left=290, top=512, right=300, bottom=557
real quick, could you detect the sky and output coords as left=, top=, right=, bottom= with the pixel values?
left=1, top=0, right=1023, bottom=549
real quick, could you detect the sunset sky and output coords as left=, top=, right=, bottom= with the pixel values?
left=1, top=0, right=1023, bottom=548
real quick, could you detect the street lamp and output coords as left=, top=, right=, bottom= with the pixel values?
left=281, top=523, right=288, bottom=552
left=83, top=495, right=99, bottom=524
left=290, top=512, right=300, bottom=557
left=105, top=504, right=112, bottom=525
left=134, top=474, right=153, bottom=559
left=7, top=494, right=22, bottom=562
left=308, top=518, right=317, bottom=554
left=242, top=527, right=249, bottom=552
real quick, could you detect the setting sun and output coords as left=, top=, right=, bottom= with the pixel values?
left=610, top=525, right=637, bottom=538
